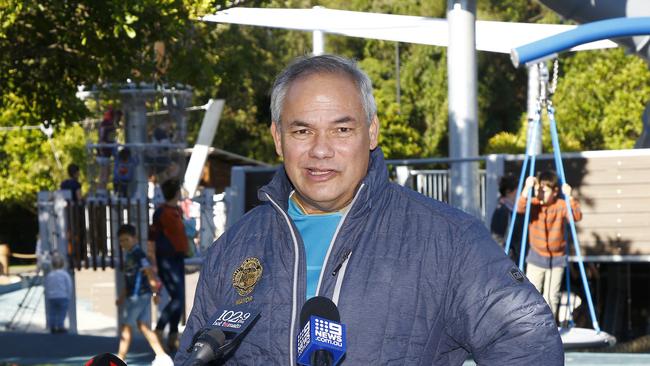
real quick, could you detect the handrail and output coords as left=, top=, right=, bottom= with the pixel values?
left=511, top=17, right=650, bottom=67
left=385, top=156, right=486, bottom=165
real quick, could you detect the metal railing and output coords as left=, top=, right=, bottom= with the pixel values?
left=407, top=169, right=487, bottom=220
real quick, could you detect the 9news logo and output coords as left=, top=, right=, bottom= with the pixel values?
left=314, top=318, right=343, bottom=347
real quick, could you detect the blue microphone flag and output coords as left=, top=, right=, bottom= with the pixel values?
left=297, top=315, right=347, bottom=366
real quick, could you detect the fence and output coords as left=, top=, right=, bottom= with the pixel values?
left=37, top=189, right=222, bottom=272
left=408, top=169, right=487, bottom=220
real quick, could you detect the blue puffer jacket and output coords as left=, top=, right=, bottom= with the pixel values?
left=176, top=148, right=563, bottom=365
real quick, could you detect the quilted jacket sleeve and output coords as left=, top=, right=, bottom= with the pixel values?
left=444, top=221, right=563, bottom=365
left=174, top=236, right=225, bottom=365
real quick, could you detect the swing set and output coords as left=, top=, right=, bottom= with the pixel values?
left=506, top=16, right=650, bottom=349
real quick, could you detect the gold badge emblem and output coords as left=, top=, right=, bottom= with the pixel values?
left=232, top=257, right=263, bottom=297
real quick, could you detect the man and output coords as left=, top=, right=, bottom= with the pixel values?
left=176, top=55, right=563, bottom=365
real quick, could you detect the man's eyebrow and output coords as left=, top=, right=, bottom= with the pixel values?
left=287, top=116, right=356, bottom=127
left=287, top=120, right=311, bottom=128
left=333, top=116, right=356, bottom=123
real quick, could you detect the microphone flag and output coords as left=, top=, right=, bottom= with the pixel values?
left=206, top=305, right=261, bottom=336
left=297, top=315, right=347, bottom=366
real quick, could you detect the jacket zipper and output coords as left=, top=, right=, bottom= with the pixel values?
left=265, top=183, right=365, bottom=364
left=332, top=249, right=352, bottom=277
left=331, top=249, right=352, bottom=306
left=314, top=183, right=365, bottom=298
left=264, top=193, right=301, bottom=366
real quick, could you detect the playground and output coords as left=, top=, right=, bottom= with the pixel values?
left=1, top=1, right=650, bottom=365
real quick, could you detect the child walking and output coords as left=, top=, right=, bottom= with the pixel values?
left=518, top=170, right=582, bottom=320
left=115, top=224, right=173, bottom=366
left=44, top=252, right=72, bottom=333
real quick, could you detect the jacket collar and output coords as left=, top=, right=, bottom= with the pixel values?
left=259, top=147, right=390, bottom=214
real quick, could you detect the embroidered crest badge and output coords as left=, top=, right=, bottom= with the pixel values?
left=232, top=257, right=263, bottom=297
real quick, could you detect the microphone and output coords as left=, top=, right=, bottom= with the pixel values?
left=297, top=296, right=347, bottom=366
left=182, top=306, right=261, bottom=366
left=183, top=328, right=226, bottom=366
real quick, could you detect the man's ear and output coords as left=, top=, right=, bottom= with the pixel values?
left=368, top=115, right=379, bottom=150
left=270, top=121, right=283, bottom=158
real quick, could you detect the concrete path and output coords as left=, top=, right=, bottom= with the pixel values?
left=3, top=268, right=649, bottom=365
left=0, top=268, right=199, bottom=365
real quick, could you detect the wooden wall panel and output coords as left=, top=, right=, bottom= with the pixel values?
left=505, top=151, right=650, bottom=256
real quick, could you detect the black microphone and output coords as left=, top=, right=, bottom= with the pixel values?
left=182, top=306, right=261, bottom=366
left=297, top=296, right=347, bottom=366
left=183, top=328, right=226, bottom=366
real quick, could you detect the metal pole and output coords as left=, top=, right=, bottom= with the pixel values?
left=312, top=30, right=325, bottom=55
left=121, top=90, right=151, bottom=251
left=447, top=0, right=480, bottom=217
left=526, top=65, right=542, bottom=154
left=197, top=188, right=216, bottom=253
left=312, top=7, right=326, bottom=56
left=395, top=42, right=401, bottom=107
left=485, top=154, right=505, bottom=226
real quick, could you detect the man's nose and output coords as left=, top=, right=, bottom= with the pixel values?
left=309, top=133, right=334, bottom=159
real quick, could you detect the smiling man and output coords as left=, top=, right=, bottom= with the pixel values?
left=176, top=55, right=563, bottom=365
left=270, top=71, right=378, bottom=215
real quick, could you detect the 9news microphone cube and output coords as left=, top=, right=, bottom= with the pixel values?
left=297, top=315, right=347, bottom=366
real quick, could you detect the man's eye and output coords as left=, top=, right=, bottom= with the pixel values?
left=291, top=129, right=312, bottom=138
left=337, top=127, right=353, bottom=134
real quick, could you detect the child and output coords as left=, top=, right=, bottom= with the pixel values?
left=518, top=170, right=582, bottom=320
left=115, top=224, right=173, bottom=366
left=149, top=179, right=188, bottom=353
left=490, top=174, right=523, bottom=261
left=97, top=108, right=121, bottom=190
left=44, top=252, right=72, bottom=334
left=113, top=148, right=136, bottom=198
left=60, top=164, right=82, bottom=202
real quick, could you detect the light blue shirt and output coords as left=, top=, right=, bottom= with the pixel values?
left=288, top=197, right=342, bottom=299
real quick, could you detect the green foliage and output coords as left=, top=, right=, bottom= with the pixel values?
left=2, top=0, right=649, bottom=211
left=0, top=120, right=86, bottom=211
left=553, top=48, right=650, bottom=151
left=488, top=49, right=650, bottom=154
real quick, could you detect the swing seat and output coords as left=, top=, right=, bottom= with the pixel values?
left=560, top=326, right=616, bottom=350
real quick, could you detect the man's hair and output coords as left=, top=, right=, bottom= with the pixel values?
left=67, top=164, right=80, bottom=177
left=161, top=179, right=181, bottom=201
left=270, top=54, right=377, bottom=127
left=537, top=170, right=559, bottom=189
left=498, top=175, right=517, bottom=197
left=117, top=224, right=136, bottom=237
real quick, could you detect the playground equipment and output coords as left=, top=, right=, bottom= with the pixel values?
left=505, top=16, right=650, bottom=349
left=35, top=82, right=230, bottom=334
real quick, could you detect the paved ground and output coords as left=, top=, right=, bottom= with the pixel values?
left=2, top=268, right=650, bottom=365
left=0, top=267, right=199, bottom=365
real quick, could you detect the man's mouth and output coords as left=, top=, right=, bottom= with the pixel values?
left=308, top=169, right=333, bottom=176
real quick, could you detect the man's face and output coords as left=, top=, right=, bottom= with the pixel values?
left=271, top=72, right=379, bottom=214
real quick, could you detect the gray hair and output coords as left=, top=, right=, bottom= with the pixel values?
left=270, top=54, right=377, bottom=127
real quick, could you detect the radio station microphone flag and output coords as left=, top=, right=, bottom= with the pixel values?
left=183, top=305, right=260, bottom=366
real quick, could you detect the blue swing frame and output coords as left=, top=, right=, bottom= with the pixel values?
left=505, top=16, right=650, bottom=334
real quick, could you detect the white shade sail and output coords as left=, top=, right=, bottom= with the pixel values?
left=201, top=7, right=617, bottom=53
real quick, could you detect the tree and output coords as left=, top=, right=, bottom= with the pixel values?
left=486, top=48, right=650, bottom=153
left=553, top=48, right=650, bottom=151
left=0, top=0, right=265, bottom=208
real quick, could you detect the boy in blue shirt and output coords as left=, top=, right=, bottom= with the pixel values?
left=115, top=224, right=172, bottom=366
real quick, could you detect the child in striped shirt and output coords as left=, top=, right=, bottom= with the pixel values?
left=518, top=170, right=582, bottom=320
